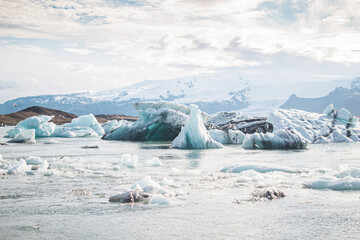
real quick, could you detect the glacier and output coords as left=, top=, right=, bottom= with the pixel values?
left=172, top=104, right=223, bottom=149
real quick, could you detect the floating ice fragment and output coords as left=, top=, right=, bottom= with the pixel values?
left=144, top=157, right=162, bottom=167
left=303, top=176, right=360, bottom=190
left=149, top=195, right=173, bottom=205
left=131, top=176, right=161, bottom=193
left=8, top=159, right=30, bottom=174
left=25, top=156, right=43, bottom=165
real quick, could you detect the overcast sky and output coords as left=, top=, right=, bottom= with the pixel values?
left=0, top=0, right=359, bottom=103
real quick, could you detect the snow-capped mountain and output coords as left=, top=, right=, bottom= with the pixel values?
left=280, top=77, right=360, bottom=115
left=0, top=74, right=250, bottom=116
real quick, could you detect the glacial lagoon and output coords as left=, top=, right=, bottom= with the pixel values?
left=1, top=126, right=360, bottom=239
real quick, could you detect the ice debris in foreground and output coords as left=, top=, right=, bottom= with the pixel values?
left=172, top=104, right=223, bottom=149
left=103, top=101, right=208, bottom=141
left=269, top=104, right=360, bottom=143
left=303, top=166, right=360, bottom=191
left=5, top=114, right=104, bottom=141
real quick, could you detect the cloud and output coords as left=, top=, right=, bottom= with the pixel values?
left=63, top=47, right=93, bottom=55
left=0, top=80, right=17, bottom=90
left=59, top=61, right=125, bottom=73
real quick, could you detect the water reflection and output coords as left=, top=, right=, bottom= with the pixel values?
left=186, top=150, right=203, bottom=168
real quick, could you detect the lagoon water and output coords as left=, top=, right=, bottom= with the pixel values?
left=1, top=126, right=360, bottom=239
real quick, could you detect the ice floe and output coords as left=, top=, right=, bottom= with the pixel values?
left=172, top=104, right=223, bottom=149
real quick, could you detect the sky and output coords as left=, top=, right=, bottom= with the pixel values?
left=0, top=0, right=360, bottom=103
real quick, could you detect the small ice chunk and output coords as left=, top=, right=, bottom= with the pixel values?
left=25, top=156, right=43, bottom=165
left=323, top=103, right=335, bottom=116
left=8, top=159, right=30, bottom=174
left=120, top=153, right=138, bottom=168
left=144, top=157, right=163, bottom=167
left=131, top=176, right=161, bottom=193
left=149, top=195, right=173, bottom=205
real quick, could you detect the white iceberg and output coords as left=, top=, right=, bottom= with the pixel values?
left=5, top=114, right=104, bottom=140
left=172, top=104, right=223, bottom=149
left=63, top=114, right=104, bottom=136
left=103, top=101, right=207, bottom=141
left=269, top=106, right=360, bottom=144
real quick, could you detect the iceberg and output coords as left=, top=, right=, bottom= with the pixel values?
left=5, top=114, right=104, bottom=140
left=7, top=159, right=30, bottom=174
left=241, top=129, right=308, bottom=149
left=172, top=104, right=223, bottom=149
left=268, top=105, right=360, bottom=144
left=103, top=101, right=208, bottom=141
left=144, top=157, right=163, bottom=167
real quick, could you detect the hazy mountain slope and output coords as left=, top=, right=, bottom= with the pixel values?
left=280, top=77, right=360, bottom=115
left=0, top=74, right=250, bottom=116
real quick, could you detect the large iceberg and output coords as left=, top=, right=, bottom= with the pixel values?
left=172, top=104, right=223, bottom=149
left=103, top=102, right=208, bottom=141
left=268, top=104, right=360, bottom=143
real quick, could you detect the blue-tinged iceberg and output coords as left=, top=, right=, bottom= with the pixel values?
left=5, top=114, right=104, bottom=141
left=172, top=104, right=223, bottom=149
left=103, top=102, right=208, bottom=141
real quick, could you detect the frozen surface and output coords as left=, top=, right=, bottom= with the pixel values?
left=172, top=104, right=223, bottom=149
left=1, top=126, right=360, bottom=239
